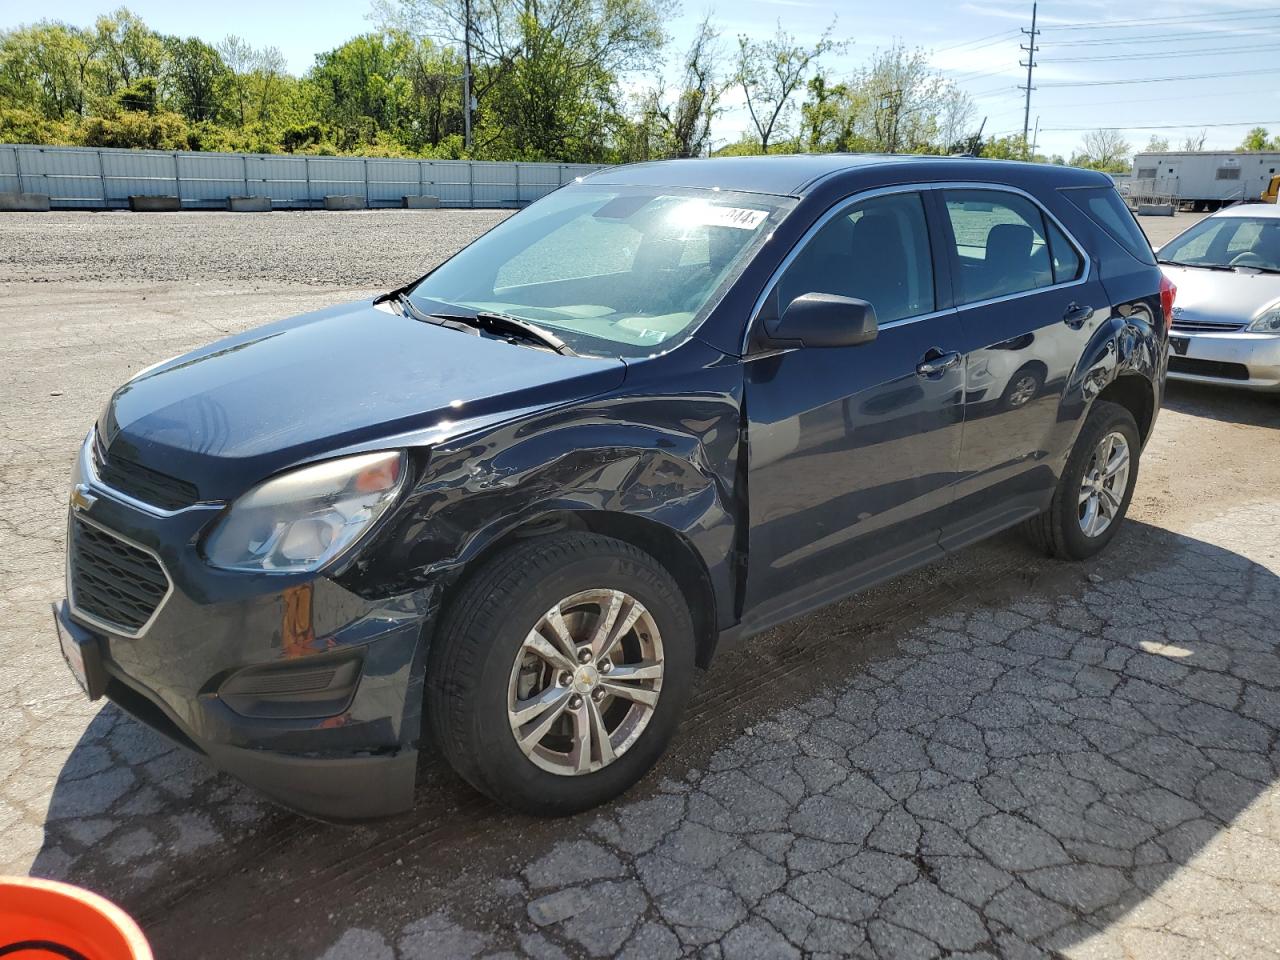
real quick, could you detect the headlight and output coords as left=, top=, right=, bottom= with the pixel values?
left=203, top=451, right=406, bottom=572
left=1247, top=308, right=1280, bottom=333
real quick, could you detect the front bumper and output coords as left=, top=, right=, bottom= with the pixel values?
left=56, top=443, right=439, bottom=821
left=1168, top=329, right=1280, bottom=392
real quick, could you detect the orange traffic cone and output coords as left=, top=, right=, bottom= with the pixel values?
left=0, top=876, right=152, bottom=959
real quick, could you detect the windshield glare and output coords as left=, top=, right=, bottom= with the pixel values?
left=1159, top=215, right=1280, bottom=271
left=408, top=185, right=792, bottom=358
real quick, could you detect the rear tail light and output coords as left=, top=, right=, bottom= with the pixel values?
left=1159, top=274, right=1177, bottom=333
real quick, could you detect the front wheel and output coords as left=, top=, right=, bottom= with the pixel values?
left=1023, top=400, right=1141, bottom=560
left=426, top=532, right=695, bottom=816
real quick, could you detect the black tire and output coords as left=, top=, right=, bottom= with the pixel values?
left=1023, top=400, right=1141, bottom=560
left=426, top=532, right=696, bottom=816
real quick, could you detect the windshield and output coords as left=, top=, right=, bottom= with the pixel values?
left=1159, top=215, right=1280, bottom=271
left=408, top=184, right=793, bottom=358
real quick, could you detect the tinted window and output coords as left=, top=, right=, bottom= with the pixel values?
left=1063, top=186, right=1156, bottom=265
left=943, top=190, right=1054, bottom=303
left=778, top=192, right=935, bottom=325
left=1047, top=221, right=1084, bottom=283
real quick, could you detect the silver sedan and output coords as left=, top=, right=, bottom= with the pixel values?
left=1157, top=204, right=1280, bottom=392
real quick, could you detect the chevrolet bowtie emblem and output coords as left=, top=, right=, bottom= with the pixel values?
left=70, top=484, right=97, bottom=513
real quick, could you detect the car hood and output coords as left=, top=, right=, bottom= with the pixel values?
left=97, top=300, right=627, bottom=500
left=1161, top=264, right=1280, bottom=324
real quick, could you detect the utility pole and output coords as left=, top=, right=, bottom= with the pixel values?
left=1019, top=1, right=1039, bottom=160
left=463, top=0, right=473, bottom=152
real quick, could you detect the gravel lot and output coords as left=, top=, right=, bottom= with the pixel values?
left=0, top=208, right=512, bottom=285
left=4, top=208, right=1280, bottom=960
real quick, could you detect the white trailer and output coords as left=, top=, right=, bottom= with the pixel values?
left=1130, top=151, right=1280, bottom=211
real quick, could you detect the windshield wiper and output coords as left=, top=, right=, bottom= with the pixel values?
left=1157, top=259, right=1235, bottom=272
left=425, top=310, right=578, bottom=356
left=381, top=288, right=578, bottom=356
left=391, top=290, right=435, bottom=322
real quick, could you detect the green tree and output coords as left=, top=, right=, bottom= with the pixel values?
left=795, top=45, right=975, bottom=155
left=734, top=21, right=838, bottom=153
left=163, top=36, right=228, bottom=122
left=651, top=15, right=722, bottom=158
left=980, top=134, right=1029, bottom=160
left=91, top=7, right=165, bottom=99
left=1239, top=126, right=1278, bottom=152
left=1072, top=128, right=1131, bottom=172
left=375, top=0, right=669, bottom=158
left=0, top=22, right=95, bottom=119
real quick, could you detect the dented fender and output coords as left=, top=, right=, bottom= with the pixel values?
left=341, top=339, right=747, bottom=633
left=1063, top=297, right=1164, bottom=448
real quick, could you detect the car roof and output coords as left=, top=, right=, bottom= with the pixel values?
left=1209, top=203, right=1280, bottom=219
left=584, top=154, right=1112, bottom=197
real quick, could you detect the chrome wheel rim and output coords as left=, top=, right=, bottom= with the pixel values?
left=507, top=589, right=663, bottom=776
left=1078, top=431, right=1131, bottom=538
left=1008, top=375, right=1038, bottom=407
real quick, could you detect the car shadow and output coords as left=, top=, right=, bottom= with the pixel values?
left=1164, top=379, right=1280, bottom=428
left=25, top=513, right=1280, bottom=959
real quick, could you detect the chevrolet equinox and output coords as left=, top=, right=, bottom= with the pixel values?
left=54, top=156, right=1170, bottom=819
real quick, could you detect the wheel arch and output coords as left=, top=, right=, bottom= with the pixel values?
left=441, top=508, right=721, bottom=669
left=1094, top=373, right=1156, bottom=445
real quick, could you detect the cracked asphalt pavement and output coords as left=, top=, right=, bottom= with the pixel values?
left=3, top=210, right=1280, bottom=959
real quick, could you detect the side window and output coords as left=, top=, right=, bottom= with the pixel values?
left=1046, top=220, right=1084, bottom=283
left=1062, top=187, right=1156, bottom=265
left=943, top=190, right=1055, bottom=303
left=777, top=192, right=935, bottom=325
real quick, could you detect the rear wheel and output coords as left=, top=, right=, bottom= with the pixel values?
left=1023, top=400, right=1140, bottom=560
left=426, top=532, right=695, bottom=816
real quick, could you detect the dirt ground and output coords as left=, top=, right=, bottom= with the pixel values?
left=3, top=209, right=1280, bottom=960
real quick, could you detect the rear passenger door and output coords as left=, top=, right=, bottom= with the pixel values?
left=937, top=187, right=1109, bottom=545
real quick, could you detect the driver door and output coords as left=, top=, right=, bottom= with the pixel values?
left=742, top=190, right=965, bottom=628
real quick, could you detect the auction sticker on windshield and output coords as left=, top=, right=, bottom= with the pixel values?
left=697, top=206, right=769, bottom=230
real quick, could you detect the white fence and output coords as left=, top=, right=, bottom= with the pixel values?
left=0, top=144, right=607, bottom=210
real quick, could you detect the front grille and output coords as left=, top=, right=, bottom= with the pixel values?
left=94, top=435, right=200, bottom=511
left=1168, top=356, right=1250, bottom=381
left=69, top=517, right=170, bottom=634
left=1171, top=317, right=1246, bottom=333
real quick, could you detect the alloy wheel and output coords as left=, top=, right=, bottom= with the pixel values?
left=507, top=589, right=664, bottom=776
left=1078, top=430, right=1131, bottom=538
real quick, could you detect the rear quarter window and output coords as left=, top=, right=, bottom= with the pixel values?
left=1062, top=186, right=1156, bottom=265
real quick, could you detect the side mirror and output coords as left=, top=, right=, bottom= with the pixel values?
left=761, top=293, right=879, bottom=349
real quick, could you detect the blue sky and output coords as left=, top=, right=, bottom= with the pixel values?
left=17, top=0, right=1280, bottom=158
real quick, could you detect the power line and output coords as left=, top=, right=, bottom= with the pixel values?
left=946, top=67, right=1021, bottom=84
left=1045, top=7, right=1280, bottom=30
left=1043, top=27, right=1280, bottom=48
left=1039, top=120, right=1280, bottom=132
left=930, top=28, right=1021, bottom=56
left=969, top=83, right=1023, bottom=99
left=1040, top=41, right=1280, bottom=63
left=1038, top=67, right=1280, bottom=88
left=1026, top=86, right=1265, bottom=110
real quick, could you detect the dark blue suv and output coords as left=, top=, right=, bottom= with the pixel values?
left=54, top=156, right=1170, bottom=818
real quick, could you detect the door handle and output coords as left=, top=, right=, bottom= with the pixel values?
left=1063, top=302, right=1094, bottom=329
left=916, top=348, right=963, bottom=378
